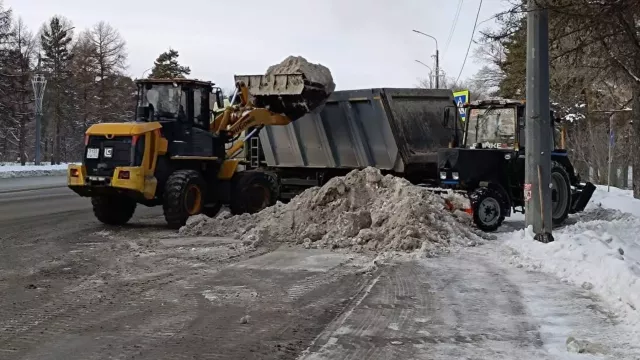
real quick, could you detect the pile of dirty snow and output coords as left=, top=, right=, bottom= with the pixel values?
left=266, top=55, right=336, bottom=94
left=181, top=167, right=490, bottom=255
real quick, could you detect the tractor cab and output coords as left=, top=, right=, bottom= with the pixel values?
left=462, top=98, right=561, bottom=152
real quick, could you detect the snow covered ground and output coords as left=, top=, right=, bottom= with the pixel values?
left=500, top=185, right=640, bottom=333
left=0, top=162, right=74, bottom=179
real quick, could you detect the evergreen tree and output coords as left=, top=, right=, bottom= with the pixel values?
left=39, top=15, right=74, bottom=164
left=149, top=48, right=190, bottom=79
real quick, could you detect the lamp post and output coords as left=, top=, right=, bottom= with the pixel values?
left=414, top=60, right=434, bottom=88
left=31, top=73, right=47, bottom=165
left=412, top=30, right=440, bottom=89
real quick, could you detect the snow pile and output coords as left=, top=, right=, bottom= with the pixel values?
left=501, top=186, right=640, bottom=329
left=589, top=185, right=640, bottom=217
left=0, top=162, right=73, bottom=179
left=181, top=167, right=489, bottom=255
left=266, top=55, right=336, bottom=94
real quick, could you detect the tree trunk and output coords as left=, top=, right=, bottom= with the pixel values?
left=632, top=81, right=640, bottom=198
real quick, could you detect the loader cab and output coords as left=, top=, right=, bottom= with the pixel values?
left=135, top=79, right=225, bottom=130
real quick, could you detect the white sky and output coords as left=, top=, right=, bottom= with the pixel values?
left=6, top=0, right=509, bottom=91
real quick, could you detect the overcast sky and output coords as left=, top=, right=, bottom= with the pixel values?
left=7, top=0, right=509, bottom=91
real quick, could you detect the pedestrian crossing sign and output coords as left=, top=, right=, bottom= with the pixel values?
left=453, top=90, right=470, bottom=122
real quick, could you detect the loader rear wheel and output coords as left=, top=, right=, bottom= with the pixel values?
left=91, top=195, right=137, bottom=226
left=469, top=187, right=506, bottom=232
left=230, top=171, right=278, bottom=215
left=163, top=170, right=206, bottom=229
left=551, top=162, right=571, bottom=225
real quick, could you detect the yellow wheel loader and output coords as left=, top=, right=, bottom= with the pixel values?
left=68, top=74, right=330, bottom=229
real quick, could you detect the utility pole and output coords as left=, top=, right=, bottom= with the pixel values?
left=412, top=30, right=440, bottom=88
left=525, top=0, right=553, bottom=243
left=435, top=49, right=440, bottom=89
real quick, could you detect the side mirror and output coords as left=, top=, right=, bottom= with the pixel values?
left=443, top=108, right=450, bottom=127
left=214, top=88, right=225, bottom=109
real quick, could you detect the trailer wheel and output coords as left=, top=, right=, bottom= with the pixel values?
left=163, top=170, right=206, bottom=229
left=230, top=171, right=278, bottom=215
left=551, top=162, right=571, bottom=225
left=92, top=195, right=137, bottom=226
left=469, top=187, right=506, bottom=232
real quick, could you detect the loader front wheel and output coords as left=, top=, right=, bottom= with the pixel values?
left=469, top=187, right=506, bottom=232
left=163, top=170, right=206, bottom=229
left=230, top=171, right=278, bottom=215
left=91, top=195, right=137, bottom=226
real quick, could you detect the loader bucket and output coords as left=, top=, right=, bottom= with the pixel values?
left=234, top=74, right=331, bottom=121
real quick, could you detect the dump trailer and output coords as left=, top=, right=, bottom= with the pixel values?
left=244, top=87, right=461, bottom=199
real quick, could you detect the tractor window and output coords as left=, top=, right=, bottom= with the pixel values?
left=466, top=107, right=517, bottom=148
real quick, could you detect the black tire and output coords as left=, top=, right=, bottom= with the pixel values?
left=163, top=170, right=206, bottom=229
left=469, top=187, right=506, bottom=232
left=229, top=171, right=278, bottom=215
left=91, top=195, right=137, bottom=226
left=551, top=162, right=571, bottom=225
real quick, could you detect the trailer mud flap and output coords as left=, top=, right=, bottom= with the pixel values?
left=570, top=182, right=596, bottom=214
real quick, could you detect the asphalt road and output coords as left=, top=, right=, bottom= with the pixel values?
left=0, top=178, right=369, bottom=360
left=1, top=177, right=637, bottom=359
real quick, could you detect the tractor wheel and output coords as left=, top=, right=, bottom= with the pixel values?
left=229, top=171, right=278, bottom=215
left=91, top=195, right=137, bottom=226
left=469, top=187, right=506, bottom=232
left=551, top=162, right=571, bottom=225
left=163, top=170, right=206, bottom=229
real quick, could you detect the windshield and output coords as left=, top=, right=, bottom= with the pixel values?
left=466, top=106, right=517, bottom=148
left=138, top=84, right=184, bottom=120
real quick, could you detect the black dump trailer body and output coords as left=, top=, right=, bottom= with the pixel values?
left=247, top=87, right=460, bottom=199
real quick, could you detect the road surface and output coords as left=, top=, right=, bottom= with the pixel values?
left=0, top=178, right=637, bottom=359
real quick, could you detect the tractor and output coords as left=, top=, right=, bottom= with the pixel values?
left=68, top=74, right=330, bottom=228
left=437, top=98, right=595, bottom=231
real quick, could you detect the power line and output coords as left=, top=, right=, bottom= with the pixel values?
left=443, top=0, right=464, bottom=56
left=455, top=0, right=483, bottom=84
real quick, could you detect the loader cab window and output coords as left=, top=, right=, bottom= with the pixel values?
left=466, top=106, right=517, bottom=149
left=192, top=88, right=210, bottom=130
left=138, top=83, right=183, bottom=121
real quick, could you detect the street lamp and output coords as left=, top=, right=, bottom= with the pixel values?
left=414, top=60, right=433, bottom=88
left=412, top=30, right=440, bottom=89
left=32, top=73, right=47, bottom=166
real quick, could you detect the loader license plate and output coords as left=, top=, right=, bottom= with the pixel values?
left=87, top=148, right=99, bottom=159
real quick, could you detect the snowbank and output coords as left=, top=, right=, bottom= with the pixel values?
left=501, top=186, right=640, bottom=330
left=181, top=167, right=490, bottom=256
left=589, top=185, right=640, bottom=217
left=0, top=162, right=74, bottom=179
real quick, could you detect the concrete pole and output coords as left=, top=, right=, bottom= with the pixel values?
left=525, top=0, right=553, bottom=243
left=435, top=49, right=440, bottom=89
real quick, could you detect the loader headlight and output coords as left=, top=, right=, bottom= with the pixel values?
left=440, top=171, right=447, bottom=180
left=452, top=172, right=459, bottom=180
